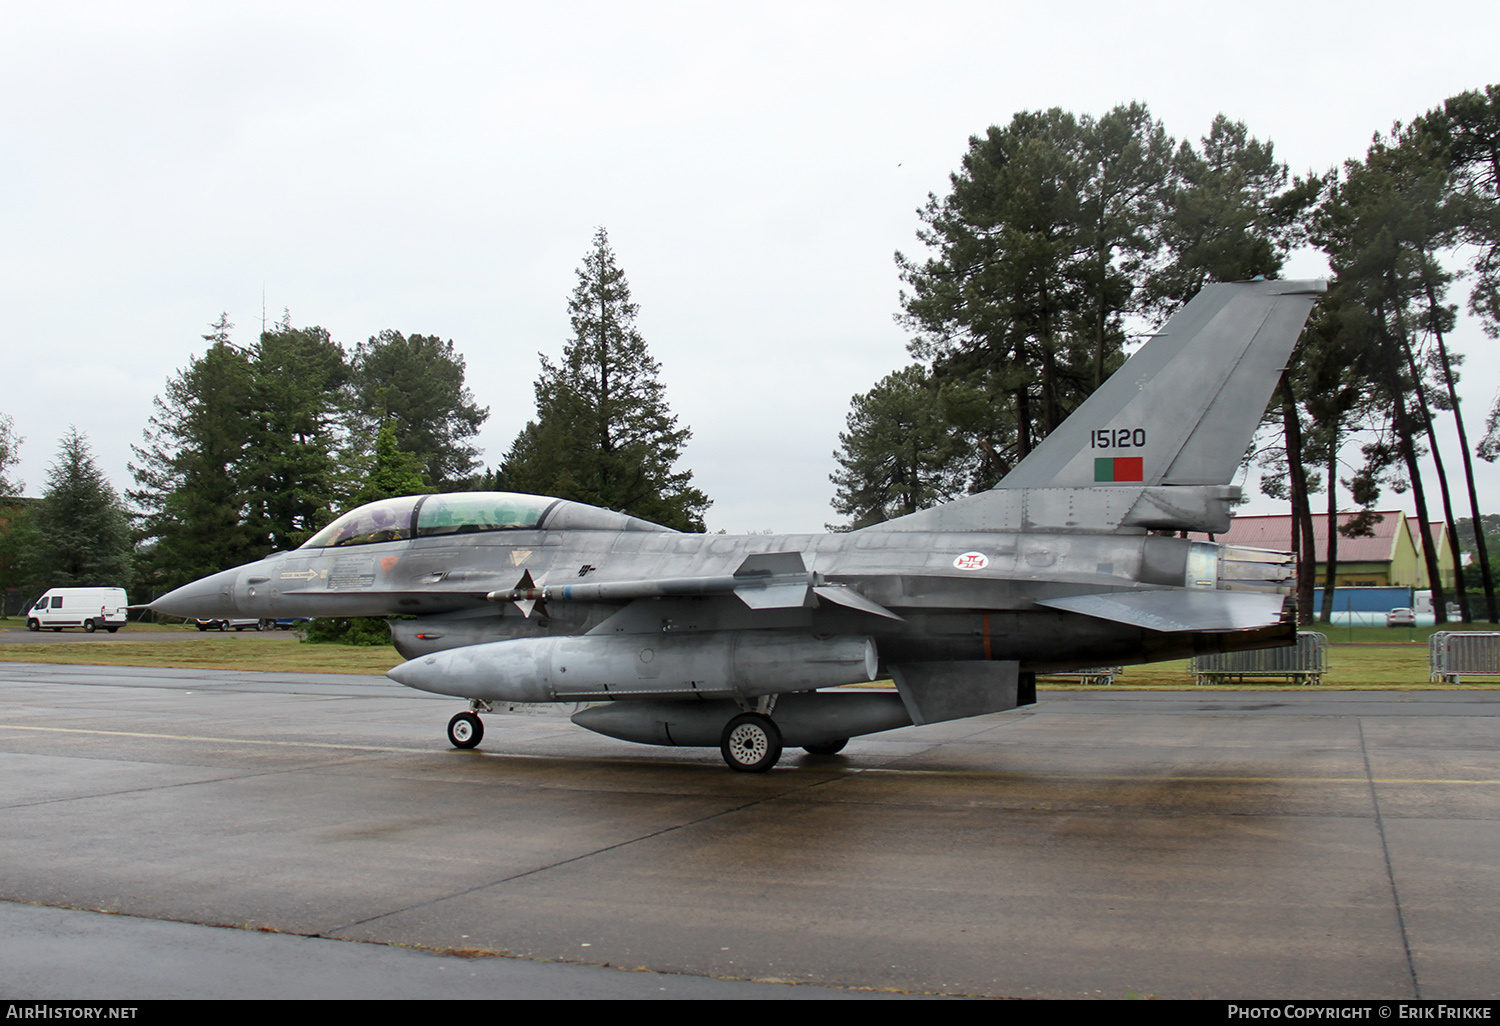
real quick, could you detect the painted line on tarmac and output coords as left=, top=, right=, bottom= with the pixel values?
left=1, top=723, right=1497, bottom=786
left=850, top=767, right=1500, bottom=785
left=0, top=723, right=437, bottom=755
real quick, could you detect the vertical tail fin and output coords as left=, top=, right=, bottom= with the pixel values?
left=996, top=279, right=1325, bottom=490
left=865, top=278, right=1325, bottom=534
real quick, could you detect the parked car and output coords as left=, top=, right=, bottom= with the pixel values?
left=262, top=618, right=312, bottom=631
left=1386, top=607, right=1416, bottom=627
left=194, top=618, right=263, bottom=631
left=27, top=588, right=128, bottom=633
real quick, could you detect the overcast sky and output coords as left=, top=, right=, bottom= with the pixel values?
left=3, top=1, right=1498, bottom=534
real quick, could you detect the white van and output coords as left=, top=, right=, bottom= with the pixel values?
left=26, top=588, right=129, bottom=633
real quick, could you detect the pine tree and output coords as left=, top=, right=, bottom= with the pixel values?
left=0, top=416, right=30, bottom=605
left=133, top=314, right=351, bottom=584
left=349, top=422, right=432, bottom=506
left=130, top=317, right=259, bottom=591
left=1421, top=86, right=1500, bottom=620
left=23, top=429, right=132, bottom=587
left=1145, top=115, right=1322, bottom=314
left=0, top=413, right=21, bottom=497
left=897, top=105, right=1174, bottom=481
left=240, top=323, right=350, bottom=550
left=503, top=228, right=709, bottom=532
left=1315, top=129, right=1459, bottom=621
left=1430, top=85, right=1500, bottom=336
left=828, top=365, right=970, bottom=530
left=347, top=331, right=489, bottom=489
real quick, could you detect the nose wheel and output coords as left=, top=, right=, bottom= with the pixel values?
left=720, top=712, right=783, bottom=772
left=447, top=711, right=484, bottom=749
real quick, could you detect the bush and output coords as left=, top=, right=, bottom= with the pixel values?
left=301, top=616, right=393, bottom=646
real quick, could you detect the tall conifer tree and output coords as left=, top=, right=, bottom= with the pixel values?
left=130, top=317, right=259, bottom=591
left=897, top=104, right=1174, bottom=485
left=828, top=365, right=970, bottom=530
left=240, top=323, right=350, bottom=551
left=24, top=429, right=132, bottom=587
left=503, top=228, right=709, bottom=532
left=347, top=331, right=488, bottom=489
left=0, top=413, right=22, bottom=497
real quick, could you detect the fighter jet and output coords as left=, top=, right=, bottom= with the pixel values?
left=152, top=278, right=1324, bottom=771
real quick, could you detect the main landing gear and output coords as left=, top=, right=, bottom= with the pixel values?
left=442, top=700, right=849, bottom=772
left=720, top=712, right=783, bottom=773
left=716, top=713, right=850, bottom=771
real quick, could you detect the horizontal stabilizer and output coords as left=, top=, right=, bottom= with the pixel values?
left=1035, top=591, right=1287, bottom=632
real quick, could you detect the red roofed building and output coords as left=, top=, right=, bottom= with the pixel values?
left=1191, top=511, right=1455, bottom=589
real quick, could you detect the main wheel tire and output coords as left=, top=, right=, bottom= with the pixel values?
left=26, top=618, right=39, bottom=631
left=447, top=712, right=484, bottom=749
left=218, top=622, right=227, bottom=631
left=803, top=739, right=848, bottom=756
left=106, top=627, right=119, bottom=633
left=84, top=620, right=96, bottom=633
left=720, top=712, right=783, bottom=773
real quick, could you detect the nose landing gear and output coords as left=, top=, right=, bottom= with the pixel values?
left=447, top=711, right=484, bottom=749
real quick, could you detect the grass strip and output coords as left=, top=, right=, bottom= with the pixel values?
left=0, top=632, right=401, bottom=674
left=2, top=623, right=1499, bottom=687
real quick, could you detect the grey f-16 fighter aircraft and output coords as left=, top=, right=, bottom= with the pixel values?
left=152, top=278, right=1325, bottom=771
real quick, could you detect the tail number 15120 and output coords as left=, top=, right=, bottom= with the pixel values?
left=1091, top=428, right=1146, bottom=449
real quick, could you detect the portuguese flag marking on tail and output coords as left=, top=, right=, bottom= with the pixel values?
left=1094, top=457, right=1143, bottom=483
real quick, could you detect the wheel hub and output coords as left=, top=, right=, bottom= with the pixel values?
left=728, top=724, right=768, bottom=763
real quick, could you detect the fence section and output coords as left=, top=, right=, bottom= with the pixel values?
left=1190, top=632, right=1327, bottom=686
left=1429, top=632, right=1500, bottom=683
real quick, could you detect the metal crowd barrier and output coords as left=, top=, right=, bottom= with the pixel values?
left=1039, top=667, right=1121, bottom=686
left=1190, top=632, right=1327, bottom=686
left=1429, top=632, right=1500, bottom=683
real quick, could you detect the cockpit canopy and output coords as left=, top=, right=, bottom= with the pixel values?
left=299, top=492, right=672, bottom=549
left=301, top=492, right=555, bottom=549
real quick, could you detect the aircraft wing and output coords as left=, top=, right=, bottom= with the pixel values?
left=1033, top=591, right=1288, bottom=632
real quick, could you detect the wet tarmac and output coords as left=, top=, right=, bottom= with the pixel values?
left=0, top=626, right=283, bottom=643
left=2, top=661, right=1498, bottom=999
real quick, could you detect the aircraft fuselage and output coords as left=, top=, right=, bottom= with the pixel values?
left=160, top=519, right=1292, bottom=674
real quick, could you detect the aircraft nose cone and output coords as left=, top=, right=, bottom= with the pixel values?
left=385, top=657, right=424, bottom=689
left=149, top=567, right=243, bottom=619
left=386, top=652, right=463, bottom=697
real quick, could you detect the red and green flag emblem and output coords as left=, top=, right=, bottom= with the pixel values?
left=1094, top=457, right=1143, bottom=482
